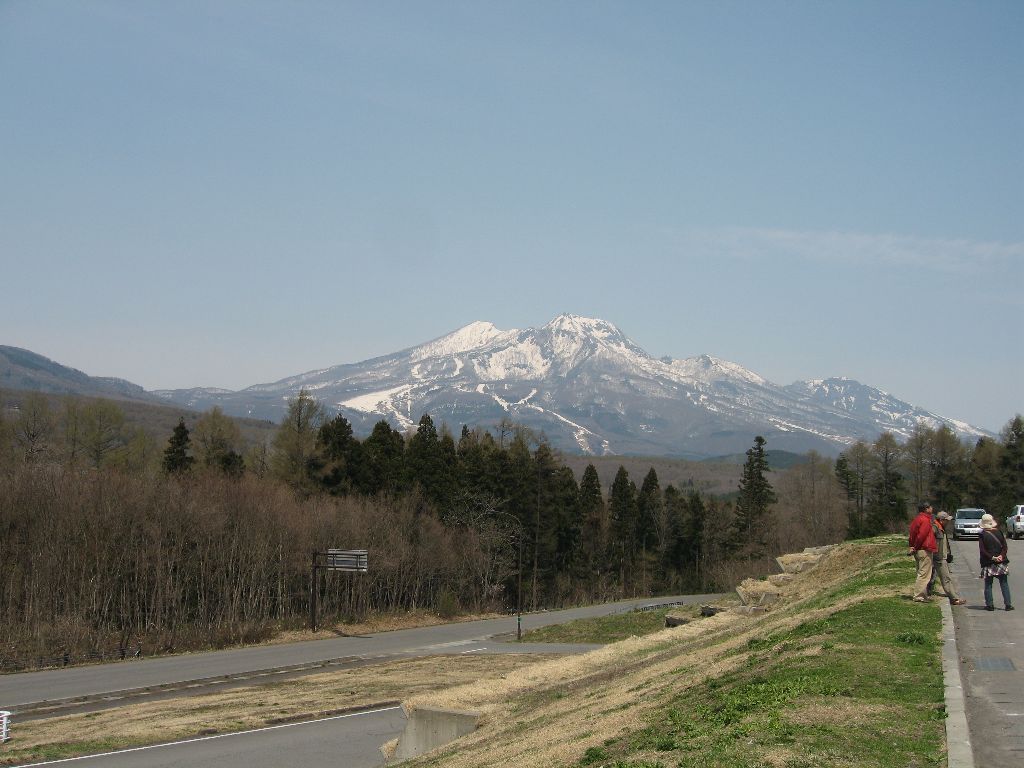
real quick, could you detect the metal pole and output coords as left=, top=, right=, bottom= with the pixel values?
left=310, top=552, right=318, bottom=633
left=517, top=536, right=523, bottom=641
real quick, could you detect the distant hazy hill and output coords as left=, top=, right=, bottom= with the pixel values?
left=0, top=387, right=277, bottom=452
left=701, top=450, right=810, bottom=471
left=0, top=345, right=161, bottom=404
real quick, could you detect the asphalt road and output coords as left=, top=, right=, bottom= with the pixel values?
left=12, top=706, right=407, bottom=768
left=0, top=594, right=718, bottom=713
left=946, top=536, right=1024, bottom=766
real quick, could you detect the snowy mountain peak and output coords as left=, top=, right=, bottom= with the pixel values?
left=539, top=313, right=650, bottom=360
left=150, top=313, right=993, bottom=458
left=411, top=320, right=513, bottom=361
left=544, top=313, right=620, bottom=337
left=669, top=354, right=768, bottom=387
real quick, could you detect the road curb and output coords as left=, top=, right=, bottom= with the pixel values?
left=940, top=600, right=974, bottom=768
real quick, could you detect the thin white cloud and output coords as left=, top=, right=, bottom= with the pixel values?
left=685, top=228, right=1024, bottom=273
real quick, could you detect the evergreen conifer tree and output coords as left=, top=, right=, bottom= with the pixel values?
left=865, top=432, right=907, bottom=533
left=636, top=468, right=662, bottom=591
left=406, top=414, right=456, bottom=508
left=967, top=436, right=1002, bottom=514
left=609, top=466, right=637, bottom=590
left=360, top=420, right=406, bottom=495
left=317, top=414, right=357, bottom=494
left=578, top=464, right=607, bottom=579
left=733, top=435, right=777, bottom=559
left=163, top=418, right=194, bottom=474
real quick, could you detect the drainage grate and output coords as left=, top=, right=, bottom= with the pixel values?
left=972, top=657, right=1017, bottom=671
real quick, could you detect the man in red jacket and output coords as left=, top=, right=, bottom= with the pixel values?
left=908, top=502, right=938, bottom=602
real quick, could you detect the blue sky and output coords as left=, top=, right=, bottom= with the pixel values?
left=1, top=1, right=1021, bottom=432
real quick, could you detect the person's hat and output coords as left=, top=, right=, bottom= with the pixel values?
left=935, top=511, right=952, bottom=522
left=917, top=502, right=932, bottom=512
left=980, top=513, right=998, bottom=530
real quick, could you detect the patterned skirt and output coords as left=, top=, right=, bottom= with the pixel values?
left=982, top=562, right=1009, bottom=578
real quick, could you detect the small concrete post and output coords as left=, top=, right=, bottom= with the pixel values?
left=1, top=710, right=11, bottom=743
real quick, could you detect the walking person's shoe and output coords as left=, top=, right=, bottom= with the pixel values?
left=985, top=605, right=996, bottom=611
left=1006, top=605, right=1015, bottom=611
left=951, top=598, right=967, bottom=606
left=913, top=596, right=929, bottom=603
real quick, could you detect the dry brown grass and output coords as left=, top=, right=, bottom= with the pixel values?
left=785, top=696, right=897, bottom=727
left=401, top=540, right=905, bottom=768
left=0, top=654, right=552, bottom=766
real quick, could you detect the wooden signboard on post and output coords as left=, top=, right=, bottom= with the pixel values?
left=310, top=549, right=369, bottom=632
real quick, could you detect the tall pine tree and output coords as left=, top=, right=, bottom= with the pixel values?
left=733, top=435, right=776, bottom=560
left=162, top=418, right=194, bottom=475
left=578, top=464, right=607, bottom=579
left=608, top=466, right=637, bottom=592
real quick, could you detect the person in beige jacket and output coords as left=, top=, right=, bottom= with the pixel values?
left=929, top=511, right=967, bottom=605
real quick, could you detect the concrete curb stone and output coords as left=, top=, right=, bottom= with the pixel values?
left=940, top=600, right=975, bottom=768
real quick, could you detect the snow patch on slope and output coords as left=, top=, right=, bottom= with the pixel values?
left=668, top=354, right=768, bottom=386
left=412, top=321, right=512, bottom=361
left=339, top=385, right=418, bottom=429
left=472, top=339, right=551, bottom=380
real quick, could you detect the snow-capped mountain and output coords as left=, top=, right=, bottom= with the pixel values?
left=153, top=314, right=992, bottom=458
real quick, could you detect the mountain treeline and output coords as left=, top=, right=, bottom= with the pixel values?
left=0, top=387, right=1019, bottom=663
left=835, top=418, right=1024, bottom=538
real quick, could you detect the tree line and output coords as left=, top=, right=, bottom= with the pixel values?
left=835, top=418, right=1024, bottom=538
left=1, top=387, right=1020, bottom=662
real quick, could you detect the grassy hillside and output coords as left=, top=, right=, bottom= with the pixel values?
left=402, top=536, right=947, bottom=768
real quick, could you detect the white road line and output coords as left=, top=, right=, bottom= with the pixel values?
left=459, top=648, right=488, bottom=654
left=16, top=705, right=403, bottom=766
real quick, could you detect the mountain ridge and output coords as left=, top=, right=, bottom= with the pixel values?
left=2, top=318, right=992, bottom=458
left=148, top=313, right=991, bottom=457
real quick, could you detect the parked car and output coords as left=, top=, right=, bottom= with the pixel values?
left=1006, top=505, right=1024, bottom=540
left=952, top=508, right=987, bottom=540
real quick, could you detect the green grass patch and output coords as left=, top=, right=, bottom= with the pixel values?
left=800, top=539, right=911, bottom=611
left=1, top=737, right=125, bottom=765
left=520, top=607, right=681, bottom=644
left=575, top=595, right=945, bottom=768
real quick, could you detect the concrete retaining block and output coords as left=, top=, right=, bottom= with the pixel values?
left=802, top=545, right=837, bottom=556
left=735, top=578, right=781, bottom=607
left=385, top=705, right=481, bottom=763
left=776, top=552, right=823, bottom=574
